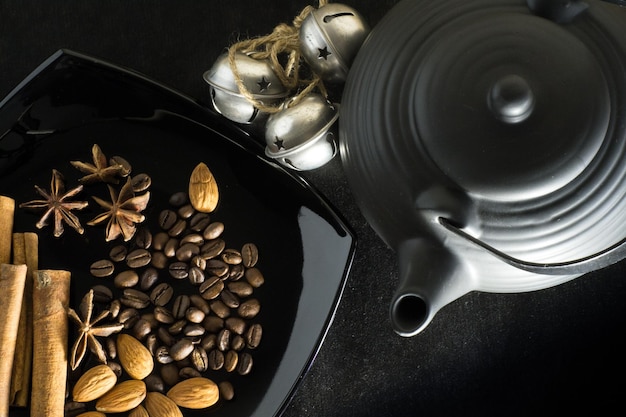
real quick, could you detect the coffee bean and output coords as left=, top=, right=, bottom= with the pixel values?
left=90, top=259, right=115, bottom=277
left=153, top=232, right=169, bottom=251
left=109, top=245, right=128, bottom=262
left=120, top=289, right=151, bottom=309
left=141, top=313, right=159, bottom=328
left=203, top=222, right=224, bottom=240
left=151, top=251, right=168, bottom=269
left=114, top=270, right=139, bottom=288
left=158, top=209, right=178, bottom=230
left=202, top=316, right=224, bottom=333
left=65, top=401, right=87, bottom=417
left=139, top=267, right=159, bottom=291
left=241, top=243, right=259, bottom=268
left=107, top=361, right=123, bottom=378
left=156, top=346, right=174, bottom=364
left=246, top=323, right=262, bottom=349
left=224, top=350, right=239, bottom=373
left=185, top=307, right=205, bottom=324
left=245, top=267, right=265, bottom=288
left=134, top=227, right=153, bottom=249
left=237, top=352, right=253, bottom=375
left=177, top=203, right=196, bottom=219
left=172, top=295, right=191, bottom=319
left=219, top=381, right=235, bottom=401
left=225, top=317, right=247, bottom=335
left=181, top=233, right=204, bottom=246
left=91, top=285, right=113, bottom=303
left=118, top=308, right=140, bottom=329
left=210, top=300, right=231, bottom=319
left=131, top=173, right=152, bottom=193
left=144, top=373, right=165, bottom=393
left=105, top=337, right=117, bottom=359
left=208, top=349, right=224, bottom=370
left=126, top=248, right=151, bottom=268
left=170, top=338, right=194, bottom=361
left=228, top=263, right=245, bottom=281
left=199, top=276, right=224, bottom=300
left=189, top=212, right=211, bottom=231
left=168, top=218, right=187, bottom=237
left=220, top=289, right=240, bottom=309
left=157, top=326, right=176, bottom=346
left=231, top=334, right=245, bottom=351
left=146, top=334, right=159, bottom=355
left=164, top=238, right=179, bottom=258
left=238, top=298, right=260, bottom=319
left=168, top=319, right=187, bottom=336
left=168, top=191, right=188, bottom=207
left=189, top=294, right=210, bottom=314
left=150, top=282, right=174, bottom=306
left=108, top=299, right=121, bottom=319
left=176, top=243, right=200, bottom=262
left=190, top=346, right=209, bottom=372
left=217, top=328, right=231, bottom=352
left=227, top=281, right=253, bottom=297
left=200, top=239, right=225, bottom=259
left=160, top=363, right=180, bottom=386
left=188, top=266, right=205, bottom=285
left=179, top=366, right=202, bottom=379
left=201, top=333, right=217, bottom=351
left=206, top=259, right=229, bottom=277
left=190, top=255, right=206, bottom=271
left=169, top=261, right=189, bottom=279
left=132, top=318, right=153, bottom=340
left=221, top=248, right=242, bottom=265
left=184, top=323, right=206, bottom=337
left=154, top=306, right=175, bottom=324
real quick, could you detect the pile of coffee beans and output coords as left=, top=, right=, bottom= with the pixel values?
left=86, top=190, right=264, bottom=402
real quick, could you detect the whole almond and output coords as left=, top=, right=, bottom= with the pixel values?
left=117, top=333, right=154, bottom=380
left=95, top=380, right=146, bottom=413
left=188, top=162, right=219, bottom=213
left=167, top=377, right=219, bottom=409
left=128, top=405, right=150, bottom=417
left=145, top=392, right=183, bottom=417
left=73, top=364, right=118, bottom=402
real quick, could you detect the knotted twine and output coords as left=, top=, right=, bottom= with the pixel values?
left=227, top=0, right=329, bottom=113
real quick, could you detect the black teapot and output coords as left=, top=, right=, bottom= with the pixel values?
left=340, top=0, right=626, bottom=336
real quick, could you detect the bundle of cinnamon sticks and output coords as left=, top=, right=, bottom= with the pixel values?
left=0, top=195, right=71, bottom=417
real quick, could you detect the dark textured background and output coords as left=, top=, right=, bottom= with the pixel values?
left=2, top=1, right=626, bottom=416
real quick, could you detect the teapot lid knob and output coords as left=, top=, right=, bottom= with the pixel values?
left=487, top=74, right=535, bottom=124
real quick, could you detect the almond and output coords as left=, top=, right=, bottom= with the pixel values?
left=188, top=162, right=219, bottom=213
left=167, top=377, right=219, bottom=409
left=145, top=392, right=183, bottom=417
left=72, top=364, right=117, bottom=402
left=95, top=380, right=146, bottom=413
left=76, top=412, right=107, bottom=417
left=128, top=404, right=150, bottom=417
left=116, top=333, right=154, bottom=380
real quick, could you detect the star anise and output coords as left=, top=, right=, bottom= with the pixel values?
left=70, top=143, right=127, bottom=184
left=68, top=289, right=124, bottom=370
left=19, top=169, right=89, bottom=237
left=87, top=177, right=150, bottom=242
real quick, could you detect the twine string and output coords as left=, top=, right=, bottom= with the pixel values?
left=227, top=0, right=329, bottom=114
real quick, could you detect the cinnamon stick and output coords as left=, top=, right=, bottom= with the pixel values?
left=31, top=269, right=71, bottom=417
left=0, top=263, right=28, bottom=417
left=10, top=232, right=38, bottom=407
left=0, top=196, right=15, bottom=264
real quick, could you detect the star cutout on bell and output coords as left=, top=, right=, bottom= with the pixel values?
left=317, top=46, right=331, bottom=60
left=274, top=136, right=285, bottom=150
left=257, top=76, right=271, bottom=92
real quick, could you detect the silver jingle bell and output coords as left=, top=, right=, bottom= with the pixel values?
left=265, top=93, right=339, bottom=171
left=203, top=52, right=289, bottom=124
left=299, top=3, right=370, bottom=83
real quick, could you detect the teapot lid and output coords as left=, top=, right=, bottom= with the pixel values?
left=341, top=0, right=626, bottom=202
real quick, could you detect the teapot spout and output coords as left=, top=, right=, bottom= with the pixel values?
left=390, top=238, right=473, bottom=337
